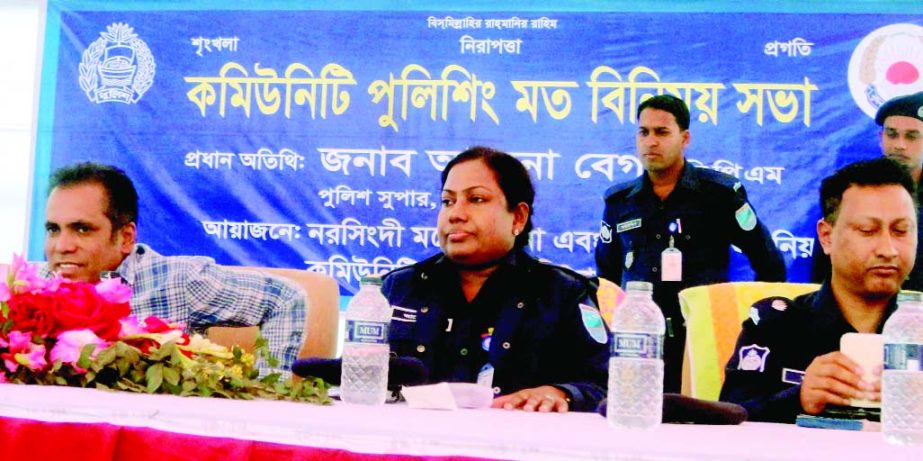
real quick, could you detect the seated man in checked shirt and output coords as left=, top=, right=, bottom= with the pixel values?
left=41, top=162, right=305, bottom=374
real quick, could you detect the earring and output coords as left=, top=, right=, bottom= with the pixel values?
left=513, top=229, right=521, bottom=236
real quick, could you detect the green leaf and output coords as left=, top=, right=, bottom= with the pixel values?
left=77, top=343, right=98, bottom=369
left=145, top=363, right=163, bottom=393
left=95, top=345, right=117, bottom=367
left=162, top=366, right=180, bottom=386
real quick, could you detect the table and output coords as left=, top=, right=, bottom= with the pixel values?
left=0, top=384, right=918, bottom=460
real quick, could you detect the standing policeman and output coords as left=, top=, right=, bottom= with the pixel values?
left=595, top=94, right=786, bottom=392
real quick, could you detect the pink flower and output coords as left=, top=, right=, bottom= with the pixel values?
left=14, top=345, right=47, bottom=372
left=0, top=281, right=9, bottom=303
left=50, top=329, right=108, bottom=370
left=118, top=316, right=145, bottom=337
left=1, top=330, right=47, bottom=372
left=95, top=277, right=132, bottom=305
left=9, top=254, right=55, bottom=295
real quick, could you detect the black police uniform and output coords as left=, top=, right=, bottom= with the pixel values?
left=595, top=162, right=787, bottom=392
left=720, top=283, right=897, bottom=423
left=811, top=185, right=923, bottom=290
left=382, top=250, right=609, bottom=412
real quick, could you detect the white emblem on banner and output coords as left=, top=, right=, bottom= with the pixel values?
left=79, top=23, right=155, bottom=104
left=847, top=23, right=923, bottom=118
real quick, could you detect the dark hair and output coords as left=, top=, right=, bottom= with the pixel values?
left=441, top=146, right=535, bottom=250
left=820, top=157, right=917, bottom=223
left=48, top=162, right=138, bottom=230
left=637, top=94, right=690, bottom=131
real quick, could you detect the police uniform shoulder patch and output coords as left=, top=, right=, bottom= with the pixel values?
left=735, top=202, right=758, bottom=231
left=738, top=344, right=770, bottom=372
left=579, top=303, right=608, bottom=344
left=600, top=220, right=613, bottom=243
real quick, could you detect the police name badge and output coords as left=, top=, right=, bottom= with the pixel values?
left=616, top=218, right=642, bottom=233
left=477, top=364, right=495, bottom=388
left=735, top=203, right=758, bottom=231
left=738, top=344, right=770, bottom=372
left=661, top=236, right=682, bottom=282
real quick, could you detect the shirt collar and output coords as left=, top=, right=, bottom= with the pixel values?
left=811, top=281, right=898, bottom=334
left=115, top=243, right=149, bottom=286
left=433, top=249, right=524, bottom=271
left=627, top=160, right=698, bottom=199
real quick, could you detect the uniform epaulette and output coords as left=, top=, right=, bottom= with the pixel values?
left=747, top=296, right=797, bottom=327
left=694, top=167, right=741, bottom=190
left=533, top=258, right=593, bottom=287
left=603, top=179, right=638, bottom=200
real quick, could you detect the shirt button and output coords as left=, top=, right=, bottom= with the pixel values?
left=420, top=306, right=429, bottom=314
left=420, top=273, right=428, bottom=280
left=655, top=234, right=662, bottom=240
left=652, top=267, right=658, bottom=273
left=416, top=345, right=426, bottom=353
left=516, top=301, right=525, bottom=309
left=492, top=386, right=501, bottom=395
left=685, top=235, right=691, bottom=240
left=460, top=348, right=468, bottom=356
left=502, top=341, right=511, bottom=350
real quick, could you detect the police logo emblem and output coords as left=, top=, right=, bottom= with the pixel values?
left=600, top=220, right=613, bottom=243
left=847, top=23, right=923, bottom=118
left=735, top=203, right=757, bottom=231
left=79, top=23, right=155, bottom=104
left=579, top=304, right=608, bottom=344
left=738, top=344, right=770, bottom=372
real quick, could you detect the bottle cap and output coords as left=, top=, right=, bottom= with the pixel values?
left=625, top=281, right=653, bottom=292
left=360, top=274, right=384, bottom=286
left=897, top=290, right=923, bottom=303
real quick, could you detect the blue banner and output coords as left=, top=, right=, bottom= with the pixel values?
left=30, top=2, right=923, bottom=292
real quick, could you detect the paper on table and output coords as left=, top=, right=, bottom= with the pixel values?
left=401, top=383, right=494, bottom=410
left=840, top=333, right=883, bottom=408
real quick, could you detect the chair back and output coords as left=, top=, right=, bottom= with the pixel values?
left=678, top=281, right=819, bottom=400
left=207, top=267, right=340, bottom=359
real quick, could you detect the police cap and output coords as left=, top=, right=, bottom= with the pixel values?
left=875, top=91, right=923, bottom=126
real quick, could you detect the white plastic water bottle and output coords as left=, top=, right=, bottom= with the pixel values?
left=607, top=281, right=665, bottom=429
left=882, top=290, right=923, bottom=445
left=341, top=275, right=393, bottom=405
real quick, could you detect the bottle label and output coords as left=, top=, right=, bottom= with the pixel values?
left=611, top=332, right=663, bottom=359
left=346, top=320, right=389, bottom=344
left=884, top=343, right=923, bottom=371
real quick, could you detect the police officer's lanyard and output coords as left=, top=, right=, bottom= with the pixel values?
left=661, top=219, right=682, bottom=282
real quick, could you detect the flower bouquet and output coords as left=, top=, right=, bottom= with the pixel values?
left=0, top=256, right=330, bottom=403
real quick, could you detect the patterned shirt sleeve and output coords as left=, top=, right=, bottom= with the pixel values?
left=121, top=245, right=306, bottom=376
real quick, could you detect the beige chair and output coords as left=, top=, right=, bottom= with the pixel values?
left=677, top=281, right=820, bottom=400
left=207, top=267, right=340, bottom=359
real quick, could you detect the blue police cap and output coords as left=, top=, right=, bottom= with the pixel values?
left=875, top=91, right=923, bottom=126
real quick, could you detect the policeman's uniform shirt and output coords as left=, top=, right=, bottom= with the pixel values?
left=811, top=185, right=923, bottom=290
left=595, top=162, right=786, bottom=391
left=382, top=250, right=610, bottom=412
left=720, top=283, right=897, bottom=423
